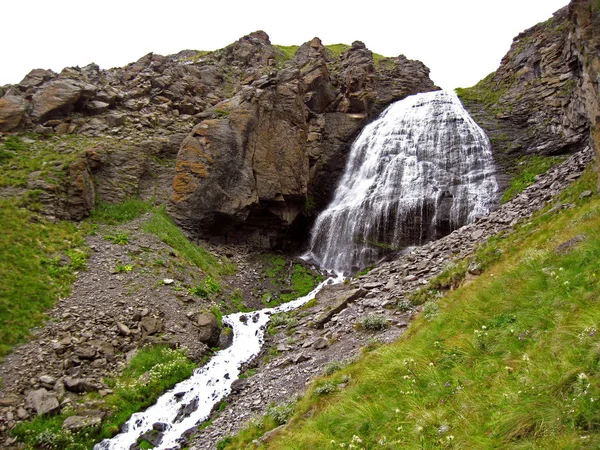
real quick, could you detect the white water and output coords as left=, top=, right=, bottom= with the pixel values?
left=95, top=274, right=342, bottom=450
left=307, top=90, right=499, bottom=273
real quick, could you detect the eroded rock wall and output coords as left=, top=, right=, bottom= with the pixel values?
left=458, top=2, right=600, bottom=191
left=168, top=36, right=438, bottom=248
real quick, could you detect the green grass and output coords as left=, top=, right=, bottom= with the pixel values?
left=90, top=198, right=153, bottom=224
left=143, top=206, right=235, bottom=277
left=274, top=45, right=299, bottom=64
left=325, top=44, right=351, bottom=59
left=222, top=166, right=600, bottom=449
left=0, top=134, right=114, bottom=189
left=0, top=200, right=88, bottom=359
left=262, top=255, right=324, bottom=307
left=502, top=155, right=565, bottom=203
left=455, top=72, right=510, bottom=113
left=12, top=345, right=195, bottom=449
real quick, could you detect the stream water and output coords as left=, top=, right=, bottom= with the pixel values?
left=95, top=275, right=342, bottom=450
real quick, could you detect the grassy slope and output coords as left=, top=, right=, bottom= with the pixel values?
left=0, top=135, right=92, bottom=359
left=223, top=166, right=600, bottom=449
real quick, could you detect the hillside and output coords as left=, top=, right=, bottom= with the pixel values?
left=2, top=1, right=600, bottom=449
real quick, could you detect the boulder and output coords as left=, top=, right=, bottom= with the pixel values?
left=31, top=79, right=84, bottom=120
left=196, top=313, right=220, bottom=347
left=25, top=389, right=60, bottom=415
left=0, top=393, right=21, bottom=407
left=141, top=316, right=164, bottom=335
left=63, top=377, right=100, bottom=393
left=0, top=96, right=26, bottom=131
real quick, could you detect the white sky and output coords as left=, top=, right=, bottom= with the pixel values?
left=1, top=0, right=568, bottom=90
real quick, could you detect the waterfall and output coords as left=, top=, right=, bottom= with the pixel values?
left=307, top=90, right=499, bottom=273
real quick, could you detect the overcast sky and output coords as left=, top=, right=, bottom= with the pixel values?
left=1, top=0, right=568, bottom=89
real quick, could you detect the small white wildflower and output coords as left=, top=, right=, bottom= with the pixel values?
left=522, top=354, right=530, bottom=361
left=395, top=408, right=400, bottom=413
left=481, top=325, right=487, bottom=330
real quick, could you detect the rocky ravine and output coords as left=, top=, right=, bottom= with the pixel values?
left=189, top=147, right=593, bottom=449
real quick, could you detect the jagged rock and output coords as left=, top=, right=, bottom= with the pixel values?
left=39, top=375, right=56, bottom=388
left=25, top=389, right=60, bottom=415
left=31, top=80, right=86, bottom=120
left=230, top=378, right=249, bottom=393
left=314, top=288, right=365, bottom=329
left=117, top=322, right=131, bottom=336
left=313, top=337, right=329, bottom=350
left=62, top=415, right=101, bottom=431
left=74, top=345, right=96, bottom=360
left=292, top=353, right=311, bottom=364
left=0, top=96, right=25, bottom=131
left=218, top=327, right=234, bottom=349
left=459, top=5, right=592, bottom=190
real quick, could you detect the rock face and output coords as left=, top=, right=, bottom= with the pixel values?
left=168, top=34, right=438, bottom=248
left=457, top=2, right=600, bottom=191
left=0, top=31, right=436, bottom=242
left=569, top=0, right=600, bottom=190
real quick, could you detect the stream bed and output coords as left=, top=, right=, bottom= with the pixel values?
left=95, top=275, right=342, bottom=450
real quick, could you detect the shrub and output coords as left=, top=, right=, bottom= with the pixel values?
left=360, top=314, right=389, bottom=331
left=267, top=400, right=297, bottom=425
left=314, top=381, right=337, bottom=396
left=104, top=232, right=129, bottom=245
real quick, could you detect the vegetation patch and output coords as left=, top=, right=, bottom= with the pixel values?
left=12, top=345, right=195, bottom=449
left=501, top=155, right=565, bottom=203
left=143, top=206, right=235, bottom=277
left=261, top=255, right=324, bottom=307
left=0, top=199, right=88, bottom=359
left=221, top=166, right=600, bottom=449
left=455, top=72, right=511, bottom=113
left=90, top=198, right=153, bottom=224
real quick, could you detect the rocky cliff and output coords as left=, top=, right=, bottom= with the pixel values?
left=456, top=1, right=600, bottom=191
left=166, top=34, right=438, bottom=248
left=0, top=31, right=437, bottom=247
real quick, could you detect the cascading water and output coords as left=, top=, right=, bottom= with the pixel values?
left=306, top=90, right=499, bottom=273
left=94, top=275, right=342, bottom=450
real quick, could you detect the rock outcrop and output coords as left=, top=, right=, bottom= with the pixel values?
left=0, top=31, right=436, bottom=245
left=167, top=34, right=438, bottom=248
left=457, top=2, right=600, bottom=191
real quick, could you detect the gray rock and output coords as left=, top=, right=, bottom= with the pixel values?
left=26, top=389, right=60, bottom=415
left=141, top=316, right=163, bottom=335
left=313, top=337, right=329, bottom=350
left=117, top=322, right=131, bottom=336
left=74, top=345, right=97, bottom=360
left=63, top=377, right=100, bottom=393
left=196, top=313, right=219, bottom=346
left=62, top=415, right=101, bottom=431
left=471, top=229, right=484, bottom=240
left=292, top=353, right=311, bottom=364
